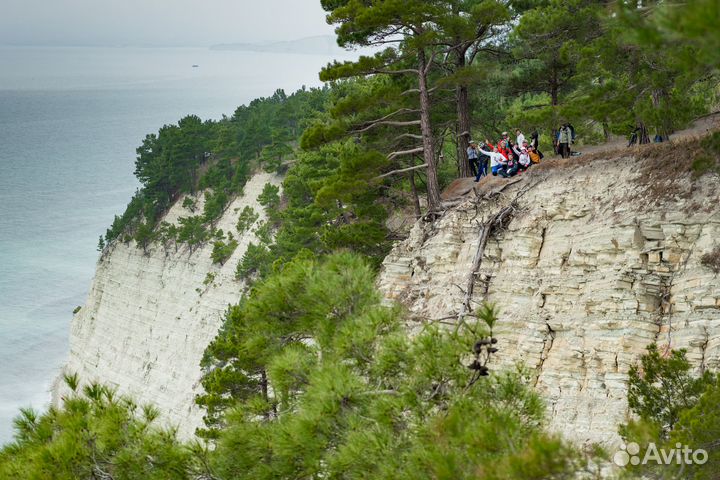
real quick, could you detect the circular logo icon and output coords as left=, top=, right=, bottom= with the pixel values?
left=614, top=442, right=640, bottom=467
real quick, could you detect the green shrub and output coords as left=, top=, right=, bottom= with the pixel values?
left=235, top=242, right=273, bottom=280
left=691, top=154, right=720, bottom=177
left=0, top=376, right=196, bottom=479
left=203, top=189, right=229, bottom=224
left=203, top=272, right=217, bottom=286
left=236, top=206, right=259, bottom=234
left=627, top=344, right=716, bottom=434
left=182, top=196, right=197, bottom=212
left=177, top=216, right=207, bottom=251
left=257, top=183, right=280, bottom=211
left=211, top=234, right=239, bottom=265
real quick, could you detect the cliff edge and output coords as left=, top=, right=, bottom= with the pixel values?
left=53, top=172, right=282, bottom=439
left=378, top=142, right=720, bottom=448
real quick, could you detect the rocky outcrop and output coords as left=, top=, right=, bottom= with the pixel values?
left=53, top=172, right=281, bottom=439
left=378, top=156, right=720, bottom=448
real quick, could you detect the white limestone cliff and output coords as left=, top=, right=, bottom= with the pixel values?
left=53, top=172, right=282, bottom=439
left=53, top=145, right=720, bottom=453
left=378, top=155, right=720, bottom=449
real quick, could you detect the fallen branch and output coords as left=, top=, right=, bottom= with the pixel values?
left=454, top=204, right=516, bottom=334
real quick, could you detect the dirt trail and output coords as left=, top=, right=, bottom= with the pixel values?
left=571, top=112, right=720, bottom=157
left=442, top=112, right=720, bottom=202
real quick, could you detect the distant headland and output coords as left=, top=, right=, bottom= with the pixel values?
left=210, top=35, right=352, bottom=55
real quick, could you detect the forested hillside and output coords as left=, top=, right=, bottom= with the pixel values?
left=2, top=0, right=719, bottom=478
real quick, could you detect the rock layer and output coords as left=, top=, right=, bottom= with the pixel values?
left=378, top=157, right=720, bottom=448
left=53, top=172, right=281, bottom=439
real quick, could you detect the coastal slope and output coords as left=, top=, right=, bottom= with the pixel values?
left=53, top=172, right=282, bottom=439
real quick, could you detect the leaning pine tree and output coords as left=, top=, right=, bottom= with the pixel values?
left=319, top=0, right=447, bottom=213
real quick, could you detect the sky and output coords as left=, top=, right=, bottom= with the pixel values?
left=0, top=0, right=337, bottom=47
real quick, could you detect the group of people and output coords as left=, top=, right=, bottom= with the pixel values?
left=467, top=129, right=544, bottom=182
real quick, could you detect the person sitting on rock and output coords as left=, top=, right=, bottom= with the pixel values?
left=512, top=144, right=532, bottom=172
left=527, top=144, right=542, bottom=164
left=530, top=130, right=545, bottom=159
left=501, top=132, right=520, bottom=162
left=497, top=139, right=512, bottom=161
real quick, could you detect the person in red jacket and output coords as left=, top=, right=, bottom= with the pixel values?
left=497, top=139, right=512, bottom=161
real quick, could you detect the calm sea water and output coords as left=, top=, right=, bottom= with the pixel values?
left=0, top=45, right=344, bottom=444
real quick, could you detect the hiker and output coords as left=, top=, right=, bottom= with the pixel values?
left=557, top=123, right=573, bottom=158
left=516, top=129, right=526, bottom=148
left=527, top=144, right=542, bottom=164
left=476, top=141, right=489, bottom=178
left=512, top=144, right=532, bottom=172
left=467, top=140, right=480, bottom=177
left=530, top=130, right=544, bottom=159
left=476, top=141, right=508, bottom=181
left=497, top=138, right=512, bottom=162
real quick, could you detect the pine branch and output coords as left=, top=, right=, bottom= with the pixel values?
left=374, top=163, right=428, bottom=179
left=352, top=119, right=421, bottom=134
left=388, top=147, right=425, bottom=160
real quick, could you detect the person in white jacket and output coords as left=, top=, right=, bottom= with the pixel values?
left=512, top=144, right=532, bottom=171
left=515, top=129, right=526, bottom=148
left=475, top=143, right=508, bottom=181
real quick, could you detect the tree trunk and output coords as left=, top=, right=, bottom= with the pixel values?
left=457, top=83, right=472, bottom=178
left=408, top=170, right=422, bottom=219
left=260, top=369, right=276, bottom=418
left=452, top=2, right=472, bottom=179
left=418, top=50, right=442, bottom=213
left=550, top=71, right=559, bottom=107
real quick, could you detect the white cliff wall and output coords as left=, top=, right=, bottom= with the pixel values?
left=378, top=156, right=720, bottom=448
left=53, top=172, right=281, bottom=439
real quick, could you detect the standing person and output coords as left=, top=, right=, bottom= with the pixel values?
left=476, top=141, right=489, bottom=178
left=558, top=123, right=572, bottom=159
left=515, top=129, right=526, bottom=148
left=467, top=140, right=480, bottom=178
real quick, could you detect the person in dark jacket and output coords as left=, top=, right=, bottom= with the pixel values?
left=467, top=140, right=480, bottom=177
left=530, top=130, right=545, bottom=159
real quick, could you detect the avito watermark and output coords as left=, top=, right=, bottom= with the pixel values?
left=613, top=442, right=708, bottom=467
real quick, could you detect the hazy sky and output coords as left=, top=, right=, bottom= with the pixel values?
left=0, top=0, right=336, bottom=46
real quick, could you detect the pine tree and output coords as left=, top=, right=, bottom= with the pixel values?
left=0, top=375, right=204, bottom=479
left=319, top=0, right=449, bottom=212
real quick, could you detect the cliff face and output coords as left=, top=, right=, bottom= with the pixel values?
left=378, top=155, right=720, bottom=448
left=53, top=172, right=281, bottom=439
left=55, top=147, right=719, bottom=448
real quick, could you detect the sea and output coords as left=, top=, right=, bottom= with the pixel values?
left=0, top=45, right=348, bottom=445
